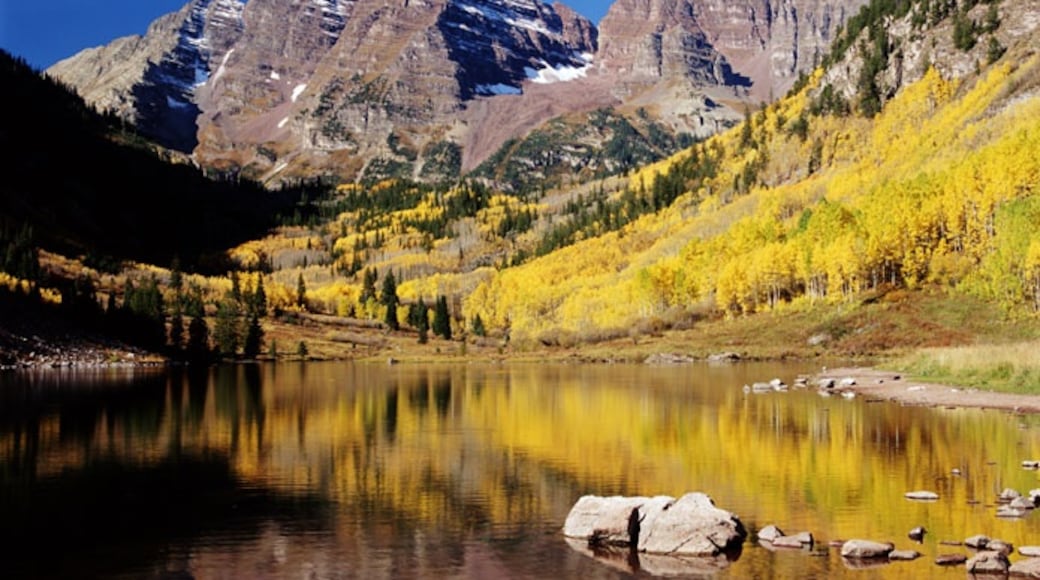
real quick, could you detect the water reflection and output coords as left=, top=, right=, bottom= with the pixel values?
left=2, top=362, right=1040, bottom=578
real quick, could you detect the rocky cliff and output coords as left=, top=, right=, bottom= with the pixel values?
left=48, top=0, right=862, bottom=185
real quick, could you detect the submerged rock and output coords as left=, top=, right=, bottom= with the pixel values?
left=889, top=550, right=921, bottom=561
left=841, top=539, right=895, bottom=559
left=563, top=493, right=746, bottom=556
left=935, top=553, right=968, bottom=566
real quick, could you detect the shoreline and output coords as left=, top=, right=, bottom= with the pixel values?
left=816, top=367, right=1040, bottom=414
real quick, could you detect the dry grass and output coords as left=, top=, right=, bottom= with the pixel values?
left=895, top=341, right=1040, bottom=394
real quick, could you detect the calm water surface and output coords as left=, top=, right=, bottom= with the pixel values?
left=3, top=362, right=1040, bottom=579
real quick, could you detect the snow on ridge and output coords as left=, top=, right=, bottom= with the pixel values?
left=270, top=70, right=281, bottom=81
left=291, top=84, right=308, bottom=102
left=526, top=57, right=591, bottom=84
left=277, top=117, right=290, bottom=128
left=476, top=83, right=522, bottom=96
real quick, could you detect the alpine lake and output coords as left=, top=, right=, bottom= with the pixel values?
left=3, top=361, right=1040, bottom=579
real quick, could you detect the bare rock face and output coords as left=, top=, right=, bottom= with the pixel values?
left=596, top=0, right=866, bottom=99
left=49, top=0, right=597, bottom=182
left=48, top=0, right=866, bottom=183
left=564, top=492, right=747, bottom=556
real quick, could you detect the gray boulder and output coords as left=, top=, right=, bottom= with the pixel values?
left=639, top=493, right=747, bottom=555
left=988, top=540, right=1014, bottom=556
left=889, top=550, right=921, bottom=561
left=967, top=550, right=1010, bottom=574
left=1011, top=496, right=1037, bottom=510
left=1010, top=557, right=1040, bottom=577
left=563, top=493, right=746, bottom=556
left=563, top=495, right=673, bottom=547
left=841, top=539, right=895, bottom=559
left=757, top=525, right=784, bottom=542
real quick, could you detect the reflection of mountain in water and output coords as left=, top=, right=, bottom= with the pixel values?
left=4, top=363, right=1040, bottom=577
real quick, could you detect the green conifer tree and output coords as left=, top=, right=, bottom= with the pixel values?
left=381, top=271, right=399, bottom=330
left=433, top=295, right=451, bottom=340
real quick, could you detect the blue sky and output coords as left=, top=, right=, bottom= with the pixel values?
left=0, top=1, right=612, bottom=71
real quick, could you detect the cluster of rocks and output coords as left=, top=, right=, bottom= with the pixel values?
left=0, top=336, right=156, bottom=371
left=565, top=490, right=1040, bottom=576
left=643, top=352, right=742, bottom=365
left=994, top=487, right=1040, bottom=518
left=816, top=376, right=872, bottom=399
left=742, top=376, right=810, bottom=394
left=931, top=534, right=1040, bottom=575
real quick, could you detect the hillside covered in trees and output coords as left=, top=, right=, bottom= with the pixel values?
left=1, top=0, right=1039, bottom=366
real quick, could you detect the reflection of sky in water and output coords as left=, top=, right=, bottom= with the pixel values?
left=2, top=362, right=1040, bottom=578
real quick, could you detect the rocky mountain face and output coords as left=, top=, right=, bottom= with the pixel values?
left=48, top=0, right=862, bottom=185
left=596, top=0, right=866, bottom=99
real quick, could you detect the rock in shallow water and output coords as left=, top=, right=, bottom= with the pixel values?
left=904, top=490, right=939, bottom=500
left=563, top=492, right=746, bottom=556
left=841, top=539, right=895, bottom=559
left=967, top=550, right=1010, bottom=574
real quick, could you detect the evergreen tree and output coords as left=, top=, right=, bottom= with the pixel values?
left=471, top=313, right=486, bottom=337
left=251, top=274, right=267, bottom=317
left=360, top=267, right=378, bottom=303
left=230, top=270, right=242, bottom=302
left=433, top=295, right=451, bottom=340
left=213, top=294, right=242, bottom=358
left=169, top=307, right=184, bottom=352
left=169, top=257, right=183, bottom=295
left=243, top=314, right=263, bottom=359
left=381, top=271, right=399, bottom=330
left=296, top=273, right=307, bottom=309
left=413, top=297, right=429, bottom=344
left=187, top=315, right=210, bottom=362
left=297, top=340, right=309, bottom=360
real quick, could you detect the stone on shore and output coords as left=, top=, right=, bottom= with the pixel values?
left=1020, top=546, right=1040, bottom=558
left=841, top=539, right=895, bottom=559
left=905, top=490, right=939, bottom=501
left=563, top=493, right=746, bottom=556
left=707, top=352, right=740, bottom=363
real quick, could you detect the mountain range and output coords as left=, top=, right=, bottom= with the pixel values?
left=47, top=0, right=865, bottom=186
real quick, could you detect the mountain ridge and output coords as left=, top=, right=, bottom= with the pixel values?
left=47, top=0, right=863, bottom=186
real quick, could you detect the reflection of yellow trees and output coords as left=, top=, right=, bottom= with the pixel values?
left=10, top=364, right=1040, bottom=546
